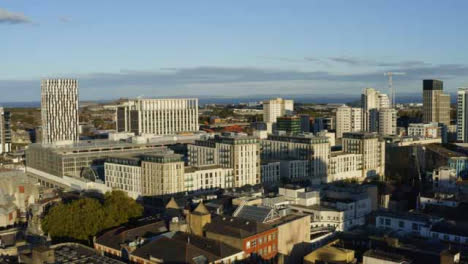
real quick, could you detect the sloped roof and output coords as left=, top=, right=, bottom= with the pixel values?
left=235, top=205, right=279, bottom=223
left=193, top=202, right=210, bottom=215
left=166, top=197, right=180, bottom=209
left=204, top=215, right=274, bottom=239
left=96, top=221, right=167, bottom=250
left=131, top=232, right=240, bottom=263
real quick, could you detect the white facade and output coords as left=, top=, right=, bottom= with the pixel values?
left=432, top=167, right=457, bottom=191
left=328, top=153, right=363, bottom=182
left=336, top=106, right=362, bottom=139
left=41, top=79, right=79, bottom=145
left=263, top=98, right=294, bottom=132
left=117, top=98, right=199, bottom=136
left=184, top=165, right=233, bottom=192
left=457, top=88, right=468, bottom=142
left=342, top=133, right=385, bottom=180
left=361, top=88, right=390, bottom=132
left=188, top=135, right=260, bottom=187
left=261, top=135, right=330, bottom=184
left=378, top=108, right=397, bottom=136
left=408, top=123, right=440, bottom=138
left=105, top=162, right=142, bottom=199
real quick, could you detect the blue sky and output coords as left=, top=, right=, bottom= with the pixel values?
left=1, top=0, right=468, bottom=102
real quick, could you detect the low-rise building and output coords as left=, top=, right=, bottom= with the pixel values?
left=204, top=215, right=279, bottom=260
left=130, top=232, right=244, bottom=264
left=408, top=123, right=440, bottom=138
left=363, top=249, right=410, bottom=264
left=304, top=244, right=355, bottom=264
left=94, top=221, right=168, bottom=260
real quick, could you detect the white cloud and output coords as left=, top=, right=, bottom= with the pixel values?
left=0, top=8, right=31, bottom=24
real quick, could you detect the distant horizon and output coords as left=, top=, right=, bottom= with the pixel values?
left=0, top=92, right=436, bottom=108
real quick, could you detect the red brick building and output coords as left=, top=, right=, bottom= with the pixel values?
left=204, top=216, right=278, bottom=260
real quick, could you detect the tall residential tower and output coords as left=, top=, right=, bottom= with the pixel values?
left=457, top=88, right=468, bottom=142
left=0, top=107, right=12, bottom=154
left=41, top=79, right=79, bottom=145
left=423, top=80, right=450, bottom=126
left=263, top=98, right=294, bottom=132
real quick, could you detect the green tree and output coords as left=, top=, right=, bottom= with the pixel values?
left=102, top=190, right=143, bottom=228
left=42, top=191, right=143, bottom=243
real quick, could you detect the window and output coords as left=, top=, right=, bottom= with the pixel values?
left=379, top=218, right=384, bottom=225
left=385, top=219, right=391, bottom=226
left=258, top=237, right=263, bottom=244
left=251, top=240, right=257, bottom=247
left=399, top=221, right=405, bottom=228
left=412, top=223, right=419, bottom=231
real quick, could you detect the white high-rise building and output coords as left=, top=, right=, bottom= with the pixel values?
left=361, top=88, right=390, bottom=132
left=342, top=132, right=385, bottom=180
left=378, top=108, right=397, bottom=136
left=263, top=98, right=294, bottom=132
left=336, top=106, right=362, bottom=138
left=0, top=107, right=12, bottom=154
left=457, top=88, right=468, bottom=142
left=116, top=98, right=199, bottom=136
left=41, top=79, right=79, bottom=145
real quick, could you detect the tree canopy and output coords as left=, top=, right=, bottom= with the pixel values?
left=42, top=190, right=143, bottom=242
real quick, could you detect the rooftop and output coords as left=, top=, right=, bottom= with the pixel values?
left=131, top=232, right=241, bottom=263
left=95, top=221, right=168, bottom=250
left=364, top=249, right=410, bottom=263
left=204, top=215, right=275, bottom=239
left=375, top=210, right=435, bottom=223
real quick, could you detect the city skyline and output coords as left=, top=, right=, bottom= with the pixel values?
left=2, top=1, right=468, bottom=102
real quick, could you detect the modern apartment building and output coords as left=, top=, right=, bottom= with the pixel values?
left=140, top=153, right=185, bottom=196
left=457, top=88, right=468, bottom=142
left=336, top=106, right=362, bottom=138
left=423, top=79, right=450, bottom=126
left=261, top=133, right=330, bottom=184
left=105, top=155, right=143, bottom=199
left=361, top=88, right=390, bottom=132
left=41, top=79, right=79, bottom=145
left=263, top=98, right=294, bottom=132
left=261, top=160, right=310, bottom=184
left=378, top=108, right=397, bottom=136
left=276, top=116, right=301, bottom=134
left=188, top=134, right=260, bottom=187
left=184, top=165, right=233, bottom=192
left=116, top=98, right=199, bottom=136
left=342, top=132, right=385, bottom=180
left=105, top=153, right=233, bottom=198
left=0, top=107, right=12, bottom=154
left=25, top=140, right=172, bottom=191
left=408, top=123, right=440, bottom=138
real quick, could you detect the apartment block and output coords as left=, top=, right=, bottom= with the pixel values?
left=188, top=134, right=260, bottom=187
left=116, top=98, right=199, bottom=136
left=336, top=106, right=362, bottom=139
left=408, top=122, right=440, bottom=138
left=361, top=88, right=390, bottom=132
left=0, top=107, right=12, bottom=154
left=261, top=133, right=330, bottom=184
left=378, top=108, right=397, bottom=136
left=457, top=88, right=468, bottom=142
left=41, top=79, right=79, bottom=145
left=342, top=132, right=385, bottom=180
